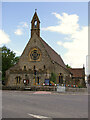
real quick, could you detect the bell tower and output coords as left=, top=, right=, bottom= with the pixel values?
left=31, top=9, right=40, bottom=37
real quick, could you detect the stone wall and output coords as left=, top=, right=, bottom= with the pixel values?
left=6, top=33, right=69, bottom=87
left=65, top=87, right=87, bottom=92
left=19, top=33, right=52, bottom=71
left=6, top=32, right=71, bottom=88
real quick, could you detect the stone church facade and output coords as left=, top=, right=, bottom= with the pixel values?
left=6, top=11, right=85, bottom=88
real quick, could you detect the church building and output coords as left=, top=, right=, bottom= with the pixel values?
left=6, top=11, right=85, bottom=88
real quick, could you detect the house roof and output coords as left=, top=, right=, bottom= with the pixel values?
left=40, top=37, right=66, bottom=69
left=68, top=68, right=84, bottom=77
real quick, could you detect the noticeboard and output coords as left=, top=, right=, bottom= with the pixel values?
left=45, top=79, right=50, bottom=85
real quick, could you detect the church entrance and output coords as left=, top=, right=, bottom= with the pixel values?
left=37, top=77, right=40, bottom=85
left=33, top=69, right=40, bottom=85
left=33, top=76, right=40, bottom=85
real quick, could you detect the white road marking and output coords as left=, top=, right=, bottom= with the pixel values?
left=28, top=113, right=49, bottom=119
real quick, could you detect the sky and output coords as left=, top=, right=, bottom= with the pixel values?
left=0, top=2, right=88, bottom=69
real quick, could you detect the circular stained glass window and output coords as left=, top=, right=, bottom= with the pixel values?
left=29, top=48, right=41, bottom=61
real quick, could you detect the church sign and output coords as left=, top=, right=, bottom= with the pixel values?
left=57, top=86, right=65, bottom=92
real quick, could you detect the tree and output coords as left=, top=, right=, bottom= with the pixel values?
left=50, top=72, right=57, bottom=84
left=2, top=46, right=19, bottom=84
left=66, top=64, right=71, bottom=68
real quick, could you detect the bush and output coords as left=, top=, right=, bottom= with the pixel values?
left=50, top=72, right=57, bottom=84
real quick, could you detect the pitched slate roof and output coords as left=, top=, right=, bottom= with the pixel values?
left=40, top=37, right=66, bottom=69
left=68, top=68, right=84, bottom=77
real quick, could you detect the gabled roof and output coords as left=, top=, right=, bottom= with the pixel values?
left=68, top=68, right=85, bottom=77
left=40, top=37, right=66, bottom=69
left=19, top=32, right=66, bottom=69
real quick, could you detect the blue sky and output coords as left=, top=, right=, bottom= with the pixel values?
left=1, top=2, right=88, bottom=68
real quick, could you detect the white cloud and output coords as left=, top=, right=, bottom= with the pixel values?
left=43, top=12, right=79, bottom=35
left=42, top=12, right=88, bottom=68
left=57, top=41, right=63, bottom=46
left=14, top=50, right=22, bottom=56
left=22, top=22, right=28, bottom=28
left=14, top=29, right=23, bottom=35
left=0, top=29, right=10, bottom=46
left=61, top=26, right=88, bottom=68
left=15, top=22, right=29, bottom=36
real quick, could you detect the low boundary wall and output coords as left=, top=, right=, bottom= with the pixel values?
left=2, top=86, right=88, bottom=92
left=65, top=87, right=87, bottom=92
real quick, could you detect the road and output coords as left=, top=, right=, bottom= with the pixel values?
left=2, top=91, right=88, bottom=119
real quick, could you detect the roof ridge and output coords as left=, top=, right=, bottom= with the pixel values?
left=40, top=37, right=66, bottom=68
left=40, top=37, right=61, bottom=57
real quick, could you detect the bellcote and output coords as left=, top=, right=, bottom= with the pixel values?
left=31, top=10, right=40, bottom=37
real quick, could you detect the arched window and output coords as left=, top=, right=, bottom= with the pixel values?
left=34, top=65, right=36, bottom=70
left=16, top=76, right=21, bottom=84
left=37, top=77, right=39, bottom=84
left=44, top=65, right=46, bottom=69
left=34, top=20, right=37, bottom=28
left=25, top=74, right=27, bottom=78
left=24, top=66, right=26, bottom=70
left=59, top=73, right=63, bottom=84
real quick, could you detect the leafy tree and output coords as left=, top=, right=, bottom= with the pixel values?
left=2, top=46, right=19, bottom=84
left=66, top=64, right=71, bottom=68
left=50, top=72, right=57, bottom=84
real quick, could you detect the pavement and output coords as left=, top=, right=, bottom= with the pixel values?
left=2, top=90, right=88, bottom=119
left=2, top=90, right=88, bottom=95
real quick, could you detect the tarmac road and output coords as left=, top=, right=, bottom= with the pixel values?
left=2, top=91, right=88, bottom=119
